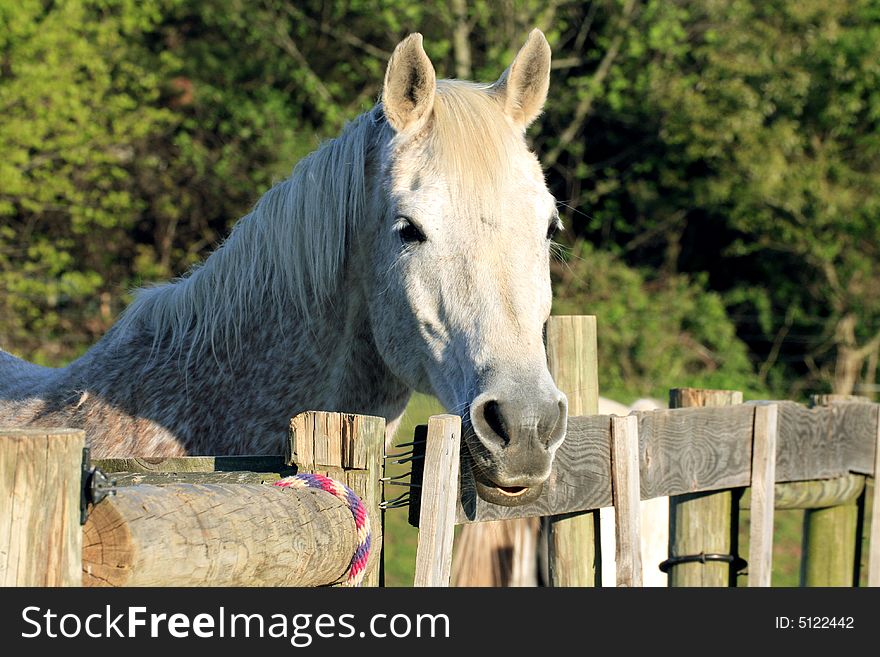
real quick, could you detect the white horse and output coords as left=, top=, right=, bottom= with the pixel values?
left=0, top=31, right=567, bottom=508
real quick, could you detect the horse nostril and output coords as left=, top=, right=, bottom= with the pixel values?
left=482, top=399, right=510, bottom=446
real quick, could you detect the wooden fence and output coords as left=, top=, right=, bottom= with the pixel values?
left=406, top=316, right=880, bottom=587
left=1, top=315, right=878, bottom=587
left=0, top=413, right=385, bottom=587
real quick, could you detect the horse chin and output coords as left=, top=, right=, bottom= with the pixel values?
left=472, top=477, right=544, bottom=507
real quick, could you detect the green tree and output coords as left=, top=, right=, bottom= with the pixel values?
left=552, top=242, right=758, bottom=401
left=5, top=0, right=875, bottom=403
left=540, top=0, right=880, bottom=398
left=0, top=0, right=176, bottom=363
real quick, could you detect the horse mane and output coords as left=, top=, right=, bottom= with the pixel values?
left=112, top=80, right=525, bottom=365
left=113, top=107, right=381, bottom=364
left=428, top=80, right=526, bottom=202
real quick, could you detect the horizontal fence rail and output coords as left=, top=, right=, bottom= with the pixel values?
left=407, top=401, right=879, bottom=526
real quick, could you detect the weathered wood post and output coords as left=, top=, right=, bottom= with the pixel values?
left=545, top=315, right=601, bottom=586
left=800, top=395, right=867, bottom=586
left=868, top=405, right=880, bottom=586
left=286, top=411, right=385, bottom=586
left=0, top=427, right=84, bottom=586
left=667, top=388, right=743, bottom=587
left=610, top=414, right=642, bottom=587
left=413, top=414, right=462, bottom=587
left=748, top=404, right=779, bottom=587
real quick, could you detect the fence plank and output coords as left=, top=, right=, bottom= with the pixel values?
left=93, top=455, right=287, bottom=473
left=0, top=428, right=84, bottom=586
left=639, top=405, right=755, bottom=499
left=867, top=410, right=880, bottom=587
left=611, top=414, right=642, bottom=587
left=748, top=404, right=778, bottom=587
left=446, top=401, right=878, bottom=524
left=545, top=315, right=601, bottom=587
left=843, top=403, right=880, bottom=475
left=413, top=415, right=461, bottom=587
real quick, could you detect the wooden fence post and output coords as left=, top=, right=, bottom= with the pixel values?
left=611, top=414, right=642, bottom=587
left=868, top=404, right=880, bottom=586
left=667, top=388, right=743, bottom=587
left=545, top=315, right=601, bottom=586
left=800, top=395, right=866, bottom=587
left=748, top=404, right=778, bottom=587
left=286, top=411, right=385, bottom=586
left=0, top=428, right=84, bottom=586
left=413, top=414, right=462, bottom=587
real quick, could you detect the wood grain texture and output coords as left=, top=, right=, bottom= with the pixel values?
left=611, top=414, right=642, bottom=587
left=640, top=405, right=754, bottom=499
left=668, top=389, right=742, bottom=588
left=0, top=428, right=84, bottom=586
left=801, top=503, right=858, bottom=587
left=748, top=404, right=778, bottom=587
left=444, top=401, right=878, bottom=524
left=93, top=455, right=288, bottom=474
left=868, top=412, right=880, bottom=587
left=286, top=411, right=385, bottom=587
left=545, top=315, right=600, bottom=587
left=739, top=474, right=865, bottom=510
left=838, top=403, right=880, bottom=476
left=799, top=396, right=866, bottom=587
left=82, top=483, right=356, bottom=586
left=414, top=415, right=461, bottom=587
left=110, top=471, right=288, bottom=486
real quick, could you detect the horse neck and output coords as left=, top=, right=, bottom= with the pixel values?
left=81, top=119, right=409, bottom=426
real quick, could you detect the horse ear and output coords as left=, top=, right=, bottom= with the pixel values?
left=494, top=29, right=551, bottom=128
left=383, top=33, right=437, bottom=133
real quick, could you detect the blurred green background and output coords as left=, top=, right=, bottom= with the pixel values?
left=1, top=0, right=878, bottom=586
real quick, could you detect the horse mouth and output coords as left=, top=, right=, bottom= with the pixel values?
left=473, top=477, right=544, bottom=506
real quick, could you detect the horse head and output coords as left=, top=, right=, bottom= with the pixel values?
left=367, top=31, right=567, bottom=506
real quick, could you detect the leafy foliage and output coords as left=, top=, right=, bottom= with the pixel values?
left=552, top=242, right=759, bottom=401
left=1, top=0, right=877, bottom=400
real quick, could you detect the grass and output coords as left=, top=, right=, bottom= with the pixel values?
left=738, top=509, right=803, bottom=586
left=382, top=393, right=444, bottom=587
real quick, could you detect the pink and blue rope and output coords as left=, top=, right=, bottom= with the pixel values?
left=273, top=473, right=371, bottom=587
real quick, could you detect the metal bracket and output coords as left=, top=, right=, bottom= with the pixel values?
left=80, top=447, right=117, bottom=525
left=658, top=552, right=748, bottom=574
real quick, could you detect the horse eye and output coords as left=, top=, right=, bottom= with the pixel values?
left=396, top=217, right=426, bottom=245
left=547, top=221, right=561, bottom=241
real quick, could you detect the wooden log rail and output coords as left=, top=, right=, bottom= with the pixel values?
left=407, top=400, right=879, bottom=526
left=93, top=411, right=386, bottom=587
left=2, top=411, right=384, bottom=588
left=83, top=482, right=358, bottom=587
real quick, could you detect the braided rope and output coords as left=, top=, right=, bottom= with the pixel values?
left=273, top=473, right=371, bottom=587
